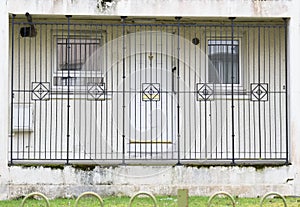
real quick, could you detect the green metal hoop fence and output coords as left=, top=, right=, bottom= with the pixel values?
left=260, top=192, right=287, bottom=207
left=75, top=192, right=104, bottom=207
left=207, top=191, right=235, bottom=207
left=21, top=192, right=50, bottom=207
left=128, top=191, right=158, bottom=207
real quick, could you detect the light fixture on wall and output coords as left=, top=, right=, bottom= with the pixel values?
left=192, top=37, right=200, bottom=45
left=20, top=12, right=37, bottom=38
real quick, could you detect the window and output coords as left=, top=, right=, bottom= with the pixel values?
left=208, top=39, right=239, bottom=84
left=54, top=37, right=103, bottom=90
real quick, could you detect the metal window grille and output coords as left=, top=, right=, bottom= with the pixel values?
left=9, top=16, right=288, bottom=165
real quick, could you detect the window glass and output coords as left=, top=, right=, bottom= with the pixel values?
left=208, top=39, right=239, bottom=84
left=56, top=38, right=101, bottom=71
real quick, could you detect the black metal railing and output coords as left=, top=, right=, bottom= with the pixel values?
left=9, top=15, right=288, bottom=165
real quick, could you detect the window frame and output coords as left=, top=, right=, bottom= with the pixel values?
left=206, top=36, right=245, bottom=93
left=52, top=31, right=105, bottom=93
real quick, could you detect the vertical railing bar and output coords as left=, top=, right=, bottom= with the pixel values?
left=110, top=26, right=114, bottom=159
left=17, top=22, right=21, bottom=160
left=247, top=26, right=252, bottom=159
left=97, top=25, right=105, bottom=159
left=127, top=25, right=131, bottom=159
left=32, top=23, right=38, bottom=160
left=225, top=26, right=229, bottom=159
left=19, top=21, right=27, bottom=159
left=144, top=25, right=148, bottom=158
left=171, top=26, right=173, bottom=159
left=263, top=26, right=267, bottom=158
left=150, top=25, right=153, bottom=158
left=33, top=20, right=38, bottom=155
left=94, top=24, right=99, bottom=160
left=268, top=26, right=272, bottom=158
left=155, top=25, right=158, bottom=159
left=72, top=24, right=77, bottom=160
left=54, top=24, right=59, bottom=160
left=193, top=25, right=197, bottom=159
left=82, top=25, right=86, bottom=160
left=59, top=26, right=64, bottom=160
left=88, top=27, right=93, bottom=159
left=283, top=18, right=289, bottom=164
left=66, top=15, right=72, bottom=164
left=105, top=25, right=108, bottom=160
left=247, top=26, right=251, bottom=158
left=98, top=25, right=103, bottom=160
left=164, top=28, right=168, bottom=159
left=183, top=26, right=186, bottom=159
left=237, top=25, right=241, bottom=159
left=116, top=25, right=120, bottom=159
left=160, top=25, right=164, bottom=158
left=81, top=25, right=86, bottom=160
left=252, top=27, right=256, bottom=158
left=187, top=25, right=191, bottom=159
left=213, top=25, right=217, bottom=158
left=28, top=22, right=33, bottom=160
left=121, top=16, right=127, bottom=164
left=208, top=26, right=212, bottom=159
left=10, top=14, right=16, bottom=164
left=76, top=25, right=81, bottom=160
left=96, top=100, right=99, bottom=160
left=278, top=25, right=283, bottom=158
left=242, top=25, right=247, bottom=159
left=190, top=25, right=194, bottom=158
left=198, top=25, right=202, bottom=159
left=258, top=26, right=262, bottom=159
left=49, top=23, right=54, bottom=160
left=205, top=26, right=209, bottom=159
left=44, top=23, right=49, bottom=159
left=38, top=24, right=42, bottom=159
left=22, top=22, right=27, bottom=159
left=224, top=26, right=229, bottom=159
left=176, top=17, right=181, bottom=165
left=134, top=25, right=137, bottom=159
left=229, top=17, right=236, bottom=164
left=273, top=25, right=277, bottom=158
left=139, top=25, right=142, bottom=158
left=213, top=25, right=218, bottom=159
left=218, top=25, right=223, bottom=159
left=201, top=25, right=206, bottom=159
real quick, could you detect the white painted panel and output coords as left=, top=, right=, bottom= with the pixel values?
left=13, top=103, right=34, bottom=132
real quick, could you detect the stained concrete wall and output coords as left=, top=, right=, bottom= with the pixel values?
left=6, top=165, right=295, bottom=199
left=1, top=0, right=300, bottom=199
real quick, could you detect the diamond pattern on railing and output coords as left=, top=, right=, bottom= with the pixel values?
left=32, top=82, right=50, bottom=101
left=87, top=83, right=105, bottom=100
left=142, top=83, right=160, bottom=101
left=251, top=83, right=268, bottom=101
left=197, top=83, right=213, bottom=101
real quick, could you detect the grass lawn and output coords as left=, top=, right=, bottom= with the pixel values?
left=0, top=195, right=299, bottom=206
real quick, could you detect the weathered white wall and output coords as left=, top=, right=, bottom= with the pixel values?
left=6, top=0, right=294, bottom=17
left=6, top=165, right=295, bottom=199
left=1, top=0, right=300, bottom=199
left=0, top=0, right=9, bottom=201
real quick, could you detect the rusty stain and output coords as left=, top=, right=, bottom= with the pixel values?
left=251, top=1, right=289, bottom=16
left=252, top=1, right=264, bottom=15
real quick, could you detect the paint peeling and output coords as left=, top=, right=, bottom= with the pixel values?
left=96, top=0, right=118, bottom=13
left=251, top=0, right=290, bottom=16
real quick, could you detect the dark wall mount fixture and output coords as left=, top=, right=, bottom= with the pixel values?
left=19, top=12, right=37, bottom=38
left=192, top=37, right=200, bottom=45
